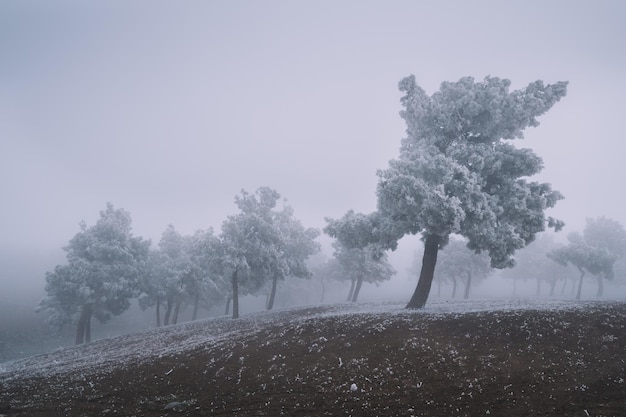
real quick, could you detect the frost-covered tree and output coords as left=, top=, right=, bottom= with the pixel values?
left=187, top=228, right=228, bottom=320
left=499, top=233, right=574, bottom=296
left=221, top=187, right=318, bottom=318
left=583, top=217, right=626, bottom=296
left=154, top=225, right=191, bottom=325
left=266, top=205, right=320, bottom=310
left=548, top=232, right=616, bottom=300
left=140, top=226, right=226, bottom=326
left=432, top=237, right=491, bottom=299
left=331, top=241, right=396, bottom=302
left=327, top=75, right=567, bottom=308
left=309, top=254, right=338, bottom=303
left=549, top=217, right=626, bottom=298
left=39, top=203, right=149, bottom=344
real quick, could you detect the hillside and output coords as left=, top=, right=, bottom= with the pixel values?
left=1, top=299, right=625, bottom=416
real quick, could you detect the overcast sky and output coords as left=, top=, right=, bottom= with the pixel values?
left=2, top=1, right=625, bottom=296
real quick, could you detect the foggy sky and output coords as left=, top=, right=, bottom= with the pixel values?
left=2, top=1, right=626, bottom=298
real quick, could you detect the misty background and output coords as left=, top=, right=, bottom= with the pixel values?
left=1, top=1, right=625, bottom=358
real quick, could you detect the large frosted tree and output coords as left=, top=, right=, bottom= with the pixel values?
left=39, top=204, right=149, bottom=344
left=326, top=75, right=567, bottom=308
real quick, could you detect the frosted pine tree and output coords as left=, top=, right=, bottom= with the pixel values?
left=327, top=75, right=568, bottom=308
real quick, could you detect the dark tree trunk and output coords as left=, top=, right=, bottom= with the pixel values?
left=597, top=275, right=604, bottom=297
left=76, top=311, right=86, bottom=345
left=351, top=276, right=364, bottom=302
left=192, top=293, right=200, bottom=321
left=75, top=304, right=93, bottom=345
left=320, top=281, right=326, bottom=303
left=346, top=278, right=356, bottom=302
left=576, top=267, right=585, bottom=300
left=437, top=280, right=441, bottom=298
left=225, top=295, right=231, bottom=316
left=267, top=276, right=278, bottom=310
left=463, top=270, right=472, bottom=300
left=172, top=298, right=181, bottom=324
left=232, top=270, right=239, bottom=319
left=406, top=234, right=441, bottom=309
left=164, top=296, right=173, bottom=326
left=156, top=295, right=161, bottom=327
left=85, top=309, right=91, bottom=343
left=451, top=277, right=458, bottom=298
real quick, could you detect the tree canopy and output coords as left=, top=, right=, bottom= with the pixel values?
left=327, top=75, right=568, bottom=308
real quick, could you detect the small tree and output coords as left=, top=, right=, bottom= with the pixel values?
left=327, top=75, right=568, bottom=308
left=266, top=205, right=320, bottom=310
left=39, top=203, right=149, bottom=344
left=332, top=241, right=396, bottom=302
left=187, top=228, right=228, bottom=320
left=583, top=217, right=626, bottom=296
left=548, top=232, right=616, bottom=300
left=549, top=217, right=626, bottom=299
left=499, top=233, right=573, bottom=296
left=433, top=237, right=491, bottom=299
left=220, top=187, right=284, bottom=319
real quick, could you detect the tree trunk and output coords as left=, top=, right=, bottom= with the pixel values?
left=320, top=281, right=326, bottom=303
left=156, top=295, right=161, bottom=327
left=172, top=298, right=181, bottom=324
left=75, top=311, right=86, bottom=345
left=192, top=292, right=200, bottom=321
left=351, top=276, right=364, bottom=302
left=597, top=275, right=604, bottom=297
left=463, top=270, right=472, bottom=300
left=75, top=304, right=93, bottom=345
left=576, top=267, right=585, bottom=300
left=267, top=276, right=278, bottom=310
left=164, top=296, right=173, bottom=326
left=346, top=278, right=356, bottom=302
left=406, top=234, right=441, bottom=309
left=225, top=295, right=231, bottom=316
left=232, top=270, right=239, bottom=319
left=85, top=308, right=91, bottom=343
left=451, top=277, right=457, bottom=298
left=437, top=280, right=441, bottom=298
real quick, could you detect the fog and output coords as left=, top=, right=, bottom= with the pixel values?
left=1, top=1, right=625, bottom=359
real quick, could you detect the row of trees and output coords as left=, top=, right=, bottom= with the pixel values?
left=39, top=188, right=396, bottom=344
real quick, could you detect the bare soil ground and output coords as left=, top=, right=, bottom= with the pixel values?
left=1, top=300, right=625, bottom=416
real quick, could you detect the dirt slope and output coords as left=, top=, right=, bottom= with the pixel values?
left=1, top=300, right=625, bottom=416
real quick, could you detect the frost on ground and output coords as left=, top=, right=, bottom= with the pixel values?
left=1, top=298, right=625, bottom=416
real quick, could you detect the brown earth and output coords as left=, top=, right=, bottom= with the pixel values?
left=1, top=301, right=625, bottom=416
